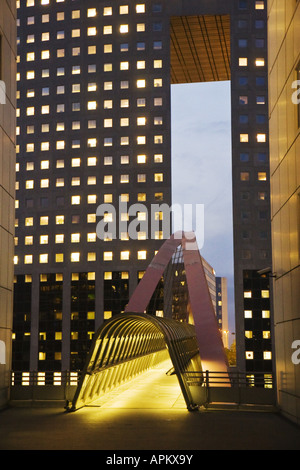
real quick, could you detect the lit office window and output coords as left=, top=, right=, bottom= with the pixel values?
left=120, top=251, right=130, bottom=260
left=239, top=58, right=248, bottom=66
left=87, top=8, right=97, bottom=17
left=245, top=352, right=254, bottom=360
left=71, top=253, right=80, bottom=263
left=103, top=252, right=113, bottom=261
left=263, top=351, right=272, bottom=360
left=39, top=254, right=48, bottom=264
left=255, top=1, right=265, bottom=9
left=255, top=58, right=265, bottom=67
left=137, top=250, right=147, bottom=260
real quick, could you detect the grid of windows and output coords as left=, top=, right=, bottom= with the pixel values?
left=15, top=1, right=170, bottom=269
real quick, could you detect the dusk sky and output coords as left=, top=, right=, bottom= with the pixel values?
left=171, top=81, right=235, bottom=337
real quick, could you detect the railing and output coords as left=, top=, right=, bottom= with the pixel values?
left=184, top=370, right=277, bottom=408
left=10, top=371, right=81, bottom=404
left=9, top=369, right=277, bottom=409
left=184, top=370, right=274, bottom=388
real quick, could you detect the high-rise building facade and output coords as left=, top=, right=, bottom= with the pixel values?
left=0, top=0, right=17, bottom=409
left=13, top=0, right=272, bottom=380
left=216, top=277, right=229, bottom=348
left=268, top=0, right=300, bottom=425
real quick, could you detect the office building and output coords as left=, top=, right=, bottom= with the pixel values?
left=0, top=0, right=17, bottom=409
left=216, top=277, right=229, bottom=348
left=268, top=0, right=300, bottom=425
left=13, top=0, right=272, bottom=379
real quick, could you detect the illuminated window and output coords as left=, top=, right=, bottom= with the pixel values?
left=104, top=311, right=112, bottom=320
left=245, top=331, right=253, bottom=339
left=262, top=310, right=270, bottom=318
left=137, top=154, right=146, bottom=164
left=87, top=195, right=97, bottom=204
left=137, top=23, right=145, bottom=32
left=104, top=175, right=113, bottom=184
left=71, top=196, right=81, bottom=205
left=120, top=24, right=129, bottom=34
left=261, top=290, right=269, bottom=298
left=255, top=58, right=265, bottom=67
left=255, top=1, right=265, bottom=8
left=240, top=172, right=250, bottom=181
left=25, top=236, right=33, bottom=245
left=240, top=134, right=249, bottom=142
left=258, top=172, right=267, bottom=181
left=263, top=351, right=272, bottom=360
left=239, top=58, right=248, bottom=66
left=39, top=254, right=48, bottom=264
left=88, top=27, right=97, bottom=36
left=136, top=4, right=145, bottom=13
left=56, top=215, right=64, bottom=225
left=71, top=253, right=80, bottom=263
left=40, top=216, right=49, bottom=226
left=137, top=117, right=146, bottom=126
left=138, top=250, right=147, bottom=260
left=103, top=6, right=112, bottom=16
left=24, top=255, right=33, bottom=265
left=103, top=252, right=113, bottom=261
left=244, top=291, right=252, bottom=298
left=120, top=251, right=130, bottom=260
left=87, top=233, right=97, bottom=243
left=55, top=234, right=64, bottom=244
left=38, top=236, right=49, bottom=249
left=154, top=59, right=162, bottom=68
left=257, top=133, right=266, bottom=142
left=26, top=180, right=34, bottom=189
left=154, top=173, right=163, bottom=182
left=137, top=79, right=146, bottom=88
left=263, top=331, right=271, bottom=339
left=245, top=351, right=254, bottom=360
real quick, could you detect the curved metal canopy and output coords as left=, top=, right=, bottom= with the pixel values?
left=67, top=312, right=203, bottom=412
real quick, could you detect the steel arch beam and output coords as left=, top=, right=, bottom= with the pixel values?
left=125, top=231, right=229, bottom=374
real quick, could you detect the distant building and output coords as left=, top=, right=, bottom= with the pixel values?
left=216, top=277, right=229, bottom=348
left=0, top=2, right=17, bottom=409
left=268, top=1, right=300, bottom=425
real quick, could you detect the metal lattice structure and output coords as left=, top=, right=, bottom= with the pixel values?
left=66, top=312, right=203, bottom=411
left=67, top=232, right=229, bottom=412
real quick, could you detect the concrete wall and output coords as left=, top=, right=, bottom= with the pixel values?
left=0, top=0, right=16, bottom=409
left=268, top=0, right=300, bottom=425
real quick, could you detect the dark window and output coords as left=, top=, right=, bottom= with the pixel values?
left=255, top=38, right=265, bottom=48
left=239, top=76, right=248, bottom=86
left=238, top=0, right=248, bottom=9
left=153, top=4, right=162, bottom=13
left=240, top=152, right=250, bottom=161
left=256, top=114, right=266, bottom=124
left=238, top=39, right=248, bottom=47
left=256, top=77, right=265, bottom=86
left=239, top=115, right=249, bottom=124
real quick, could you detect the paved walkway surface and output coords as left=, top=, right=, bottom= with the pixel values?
left=1, top=365, right=300, bottom=451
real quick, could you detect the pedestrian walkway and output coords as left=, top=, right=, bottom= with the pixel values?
left=1, top=364, right=300, bottom=451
